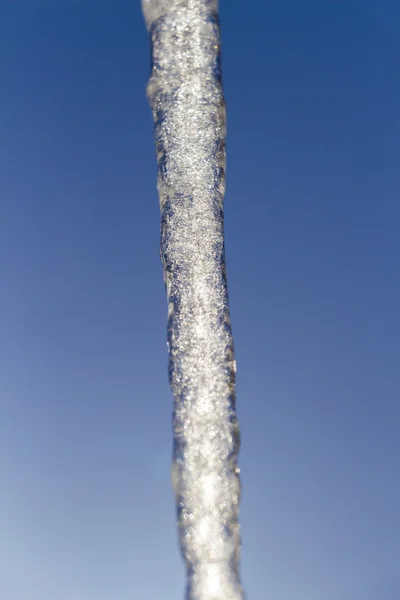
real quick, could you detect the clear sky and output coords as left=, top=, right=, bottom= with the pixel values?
left=1, top=1, right=399, bottom=599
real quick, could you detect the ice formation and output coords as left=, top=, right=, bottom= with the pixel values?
left=143, top=2, right=245, bottom=598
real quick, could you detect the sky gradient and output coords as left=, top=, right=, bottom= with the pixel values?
left=1, top=1, right=399, bottom=599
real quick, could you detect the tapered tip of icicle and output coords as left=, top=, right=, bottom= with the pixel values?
left=142, top=0, right=219, bottom=29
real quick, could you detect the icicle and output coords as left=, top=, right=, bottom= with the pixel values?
left=143, top=2, right=245, bottom=598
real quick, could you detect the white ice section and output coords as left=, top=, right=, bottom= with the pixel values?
left=143, top=1, right=245, bottom=599
left=142, top=0, right=219, bottom=29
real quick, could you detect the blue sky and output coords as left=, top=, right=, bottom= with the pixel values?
left=1, top=1, right=399, bottom=598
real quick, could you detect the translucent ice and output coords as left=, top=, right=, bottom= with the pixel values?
left=143, top=2, right=245, bottom=598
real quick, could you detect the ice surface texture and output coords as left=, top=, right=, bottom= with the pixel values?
left=144, top=2, right=245, bottom=598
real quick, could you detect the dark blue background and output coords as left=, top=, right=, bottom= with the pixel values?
left=1, top=1, right=399, bottom=598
